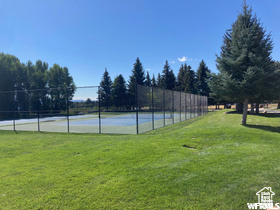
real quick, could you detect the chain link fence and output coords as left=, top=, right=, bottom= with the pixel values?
left=0, top=85, right=208, bottom=134
left=136, top=85, right=208, bottom=133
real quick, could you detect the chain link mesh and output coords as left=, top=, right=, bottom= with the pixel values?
left=0, top=85, right=208, bottom=134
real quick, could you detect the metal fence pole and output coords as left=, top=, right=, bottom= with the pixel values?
left=198, top=95, right=200, bottom=116
left=152, top=86, right=154, bottom=130
left=66, top=88, right=70, bottom=133
left=163, top=88, right=165, bottom=127
left=206, top=96, right=208, bottom=113
left=136, top=84, right=139, bottom=134
left=179, top=91, right=182, bottom=122
left=172, top=90, right=174, bottom=124
left=37, top=110, right=40, bottom=132
left=203, top=96, right=205, bottom=115
left=12, top=93, right=16, bottom=132
left=98, top=86, right=101, bottom=134
left=185, top=92, right=187, bottom=120
left=202, top=96, right=204, bottom=115
left=190, top=94, right=193, bottom=119
left=202, top=96, right=203, bottom=115
left=13, top=110, right=16, bottom=132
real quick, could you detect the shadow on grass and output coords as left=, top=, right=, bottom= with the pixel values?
left=243, top=124, right=280, bottom=134
left=225, top=111, right=280, bottom=118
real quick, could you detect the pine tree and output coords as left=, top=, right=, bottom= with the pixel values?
left=112, top=74, right=127, bottom=109
left=157, top=73, right=162, bottom=88
left=99, top=68, right=113, bottom=110
left=128, top=57, right=145, bottom=105
left=145, top=71, right=152, bottom=87
left=185, top=65, right=197, bottom=94
left=216, top=2, right=278, bottom=124
left=177, top=63, right=187, bottom=91
left=161, top=60, right=176, bottom=90
left=197, top=60, right=211, bottom=96
left=273, top=61, right=280, bottom=108
left=151, top=74, right=157, bottom=87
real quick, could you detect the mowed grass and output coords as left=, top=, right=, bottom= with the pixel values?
left=1, top=111, right=280, bottom=209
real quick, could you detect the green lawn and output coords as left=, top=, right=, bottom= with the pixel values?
left=1, top=111, right=280, bottom=209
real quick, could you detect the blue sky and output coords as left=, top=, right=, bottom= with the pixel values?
left=0, top=0, right=279, bottom=88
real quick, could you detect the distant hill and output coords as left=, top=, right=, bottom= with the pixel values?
left=71, top=100, right=85, bottom=102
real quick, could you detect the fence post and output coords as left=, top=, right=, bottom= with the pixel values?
left=152, top=86, right=154, bottom=130
left=203, top=96, right=205, bottom=115
left=200, top=96, right=202, bottom=116
left=163, top=88, right=165, bottom=126
left=13, top=110, right=16, bottom=132
left=98, top=86, right=101, bottom=134
left=172, top=90, right=174, bottom=124
left=185, top=92, right=187, bottom=120
left=66, top=87, right=70, bottom=133
left=206, top=96, right=208, bottom=113
left=37, top=110, right=40, bottom=132
left=135, top=84, right=139, bottom=134
left=190, top=94, right=193, bottom=119
left=180, top=91, right=181, bottom=122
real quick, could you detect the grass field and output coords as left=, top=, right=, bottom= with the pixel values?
left=1, top=110, right=280, bottom=209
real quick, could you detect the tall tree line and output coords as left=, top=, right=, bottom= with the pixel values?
left=99, top=57, right=211, bottom=110
left=0, top=53, right=76, bottom=118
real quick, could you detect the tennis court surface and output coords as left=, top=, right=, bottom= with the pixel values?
left=0, top=112, right=188, bottom=134
left=0, top=85, right=208, bottom=134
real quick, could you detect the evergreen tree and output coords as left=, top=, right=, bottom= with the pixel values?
left=208, top=73, right=229, bottom=108
left=128, top=57, right=145, bottom=105
left=145, top=71, right=152, bottom=87
left=161, top=60, right=176, bottom=90
left=128, top=57, right=145, bottom=91
left=157, top=73, right=162, bottom=88
left=273, top=61, right=280, bottom=108
left=216, top=2, right=278, bottom=124
left=185, top=65, right=197, bottom=94
left=177, top=63, right=187, bottom=91
left=112, top=74, right=127, bottom=109
left=197, top=60, right=211, bottom=96
left=151, top=74, right=157, bottom=87
left=169, top=70, right=176, bottom=90
left=99, top=68, right=113, bottom=110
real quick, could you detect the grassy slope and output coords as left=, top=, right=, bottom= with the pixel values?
left=1, top=111, right=280, bottom=209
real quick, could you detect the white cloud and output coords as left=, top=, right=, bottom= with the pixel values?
left=171, top=61, right=175, bottom=64
left=178, top=56, right=197, bottom=62
left=146, top=68, right=151, bottom=71
left=178, top=56, right=187, bottom=62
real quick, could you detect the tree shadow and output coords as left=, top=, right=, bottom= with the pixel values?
left=225, top=111, right=280, bottom=118
left=255, top=113, right=280, bottom=118
left=243, top=124, right=280, bottom=134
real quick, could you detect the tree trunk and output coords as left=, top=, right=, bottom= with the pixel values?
left=216, top=104, right=217, bottom=109
left=218, top=104, right=220, bottom=109
left=278, top=102, right=280, bottom=109
left=242, top=98, right=249, bottom=124
left=250, top=103, right=254, bottom=114
left=236, top=102, right=243, bottom=113
left=256, top=103, right=259, bottom=114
